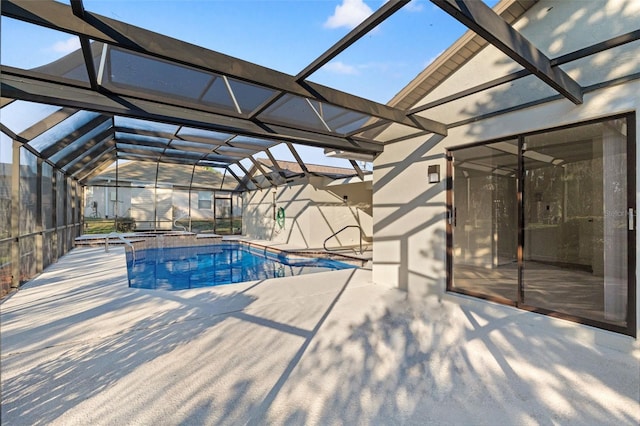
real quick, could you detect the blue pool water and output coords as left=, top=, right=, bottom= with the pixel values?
left=126, top=243, right=355, bottom=290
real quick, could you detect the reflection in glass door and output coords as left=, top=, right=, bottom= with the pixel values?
left=214, top=196, right=232, bottom=234
left=522, top=119, right=629, bottom=327
left=449, top=140, right=519, bottom=302
left=447, top=115, right=634, bottom=334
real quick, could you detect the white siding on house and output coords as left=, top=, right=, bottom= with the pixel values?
left=130, top=186, right=155, bottom=229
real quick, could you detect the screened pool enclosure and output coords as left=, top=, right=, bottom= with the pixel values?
left=4, top=0, right=638, bottom=337
left=1, top=0, right=436, bottom=296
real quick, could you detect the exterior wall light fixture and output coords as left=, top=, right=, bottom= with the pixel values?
left=428, top=164, right=440, bottom=183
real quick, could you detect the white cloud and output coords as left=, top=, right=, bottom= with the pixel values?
left=324, top=60, right=409, bottom=77
left=405, top=0, right=424, bottom=12
left=50, top=37, right=81, bottom=54
left=324, top=0, right=373, bottom=30
left=423, top=50, right=445, bottom=68
left=324, top=61, right=360, bottom=75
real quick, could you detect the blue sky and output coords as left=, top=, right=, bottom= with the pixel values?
left=3, top=0, right=499, bottom=104
left=1, top=0, right=498, bottom=168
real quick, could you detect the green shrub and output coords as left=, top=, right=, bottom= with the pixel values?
left=115, top=217, right=136, bottom=232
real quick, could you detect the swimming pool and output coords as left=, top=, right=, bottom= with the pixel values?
left=126, top=243, right=356, bottom=290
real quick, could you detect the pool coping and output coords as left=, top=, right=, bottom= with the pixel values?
left=234, top=239, right=369, bottom=266
left=122, top=236, right=368, bottom=268
left=77, top=232, right=369, bottom=267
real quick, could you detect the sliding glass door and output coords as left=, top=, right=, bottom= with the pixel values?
left=447, top=115, right=635, bottom=335
left=449, top=140, right=519, bottom=303
left=521, top=119, right=630, bottom=326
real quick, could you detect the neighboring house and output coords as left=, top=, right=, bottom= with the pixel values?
left=84, top=160, right=241, bottom=231
left=243, top=159, right=373, bottom=250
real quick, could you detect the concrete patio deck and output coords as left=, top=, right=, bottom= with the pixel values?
left=1, top=246, right=638, bottom=425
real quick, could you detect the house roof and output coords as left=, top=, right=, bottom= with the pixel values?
left=237, top=158, right=369, bottom=189
left=86, top=160, right=239, bottom=191
left=387, top=0, right=539, bottom=112
left=256, top=158, right=366, bottom=177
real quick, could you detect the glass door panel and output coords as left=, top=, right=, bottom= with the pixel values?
left=232, top=194, right=243, bottom=235
left=450, top=140, right=519, bottom=302
left=214, top=197, right=232, bottom=235
left=522, top=118, right=628, bottom=327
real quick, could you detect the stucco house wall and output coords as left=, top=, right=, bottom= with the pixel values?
left=372, top=0, right=640, bottom=340
left=243, top=178, right=372, bottom=249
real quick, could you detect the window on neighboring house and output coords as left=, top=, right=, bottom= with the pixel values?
left=198, top=191, right=212, bottom=209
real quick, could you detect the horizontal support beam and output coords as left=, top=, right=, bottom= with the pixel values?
left=1, top=0, right=302, bottom=96
left=408, top=69, right=530, bottom=114
left=115, top=153, right=160, bottom=163
left=116, top=144, right=239, bottom=165
left=107, top=152, right=232, bottom=173
left=409, top=29, right=640, bottom=115
left=3, top=0, right=445, bottom=134
left=261, top=123, right=381, bottom=153
left=300, top=81, right=447, bottom=135
left=431, top=0, right=583, bottom=104
left=196, top=160, right=237, bottom=169
left=113, top=126, right=227, bottom=147
left=115, top=138, right=173, bottom=150
left=447, top=71, right=640, bottom=129
left=1, top=70, right=384, bottom=154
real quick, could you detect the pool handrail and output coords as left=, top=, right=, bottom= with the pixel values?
left=105, top=232, right=136, bottom=262
left=323, top=225, right=364, bottom=254
left=173, top=213, right=189, bottom=231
